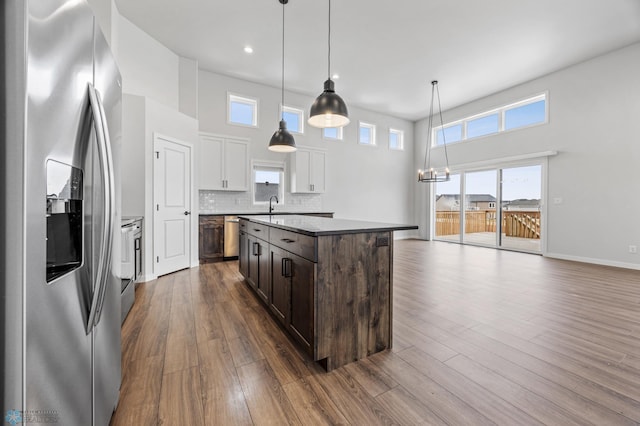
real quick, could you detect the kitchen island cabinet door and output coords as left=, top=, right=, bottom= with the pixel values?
left=269, top=246, right=290, bottom=326
left=246, top=234, right=269, bottom=303
left=246, top=234, right=259, bottom=290
left=288, top=253, right=315, bottom=354
left=256, top=240, right=270, bottom=304
left=239, top=230, right=248, bottom=278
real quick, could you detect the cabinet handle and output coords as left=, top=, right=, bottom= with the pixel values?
left=252, top=242, right=261, bottom=256
left=253, top=228, right=261, bottom=232
left=282, top=258, right=292, bottom=278
left=280, top=238, right=295, bottom=244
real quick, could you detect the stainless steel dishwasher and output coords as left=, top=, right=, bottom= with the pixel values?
left=224, top=216, right=240, bottom=258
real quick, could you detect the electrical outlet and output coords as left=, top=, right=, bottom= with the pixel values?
left=629, top=245, right=637, bottom=254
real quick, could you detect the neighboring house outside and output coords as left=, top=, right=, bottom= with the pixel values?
left=436, top=194, right=497, bottom=211
left=503, top=199, right=541, bottom=211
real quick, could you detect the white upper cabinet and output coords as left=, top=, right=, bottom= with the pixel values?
left=290, top=146, right=326, bottom=194
left=199, top=133, right=249, bottom=191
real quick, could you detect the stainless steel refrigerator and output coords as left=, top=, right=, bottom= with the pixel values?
left=1, top=0, right=122, bottom=425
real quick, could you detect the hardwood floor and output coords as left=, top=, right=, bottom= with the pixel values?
left=110, top=240, right=640, bottom=425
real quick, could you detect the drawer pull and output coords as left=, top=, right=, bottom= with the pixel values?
left=252, top=242, right=261, bottom=256
left=281, top=238, right=295, bottom=244
left=253, top=228, right=261, bottom=232
left=282, top=258, right=292, bottom=278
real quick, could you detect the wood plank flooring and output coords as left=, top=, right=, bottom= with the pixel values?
left=110, top=240, right=640, bottom=425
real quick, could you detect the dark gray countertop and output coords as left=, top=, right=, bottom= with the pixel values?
left=240, top=214, right=418, bottom=237
left=200, top=211, right=333, bottom=216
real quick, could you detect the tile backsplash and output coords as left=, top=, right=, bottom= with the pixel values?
left=199, top=190, right=323, bottom=213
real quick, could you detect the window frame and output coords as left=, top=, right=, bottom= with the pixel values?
left=280, top=104, right=305, bottom=134
left=432, top=93, right=547, bottom=147
left=358, top=121, right=377, bottom=146
left=227, top=92, right=259, bottom=128
left=388, top=128, right=404, bottom=151
left=251, top=160, right=285, bottom=206
left=322, top=126, right=344, bottom=141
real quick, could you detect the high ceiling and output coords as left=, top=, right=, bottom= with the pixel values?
left=115, top=0, right=640, bottom=121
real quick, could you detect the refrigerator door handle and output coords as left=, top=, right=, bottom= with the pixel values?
left=86, top=83, right=113, bottom=333
left=93, top=86, right=116, bottom=327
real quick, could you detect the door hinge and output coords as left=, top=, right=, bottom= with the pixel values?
left=155, top=151, right=159, bottom=159
left=157, top=256, right=159, bottom=263
left=156, top=204, right=159, bottom=211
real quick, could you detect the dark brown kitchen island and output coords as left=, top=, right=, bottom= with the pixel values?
left=238, top=214, right=417, bottom=371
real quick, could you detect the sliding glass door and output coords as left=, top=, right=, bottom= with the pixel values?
left=464, top=170, right=497, bottom=246
left=433, top=163, right=543, bottom=254
left=434, top=173, right=461, bottom=242
left=500, top=165, right=542, bottom=252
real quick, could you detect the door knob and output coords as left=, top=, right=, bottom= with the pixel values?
left=184, top=211, right=191, bottom=215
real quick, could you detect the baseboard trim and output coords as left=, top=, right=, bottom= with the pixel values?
left=138, top=273, right=158, bottom=283
left=545, top=252, right=640, bottom=271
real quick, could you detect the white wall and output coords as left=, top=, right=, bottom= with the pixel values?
left=121, top=95, right=200, bottom=281
left=197, top=70, right=416, bottom=234
left=414, top=42, right=640, bottom=269
left=121, top=95, right=146, bottom=217
left=179, top=57, right=199, bottom=119
left=85, top=0, right=113, bottom=44
left=116, top=15, right=179, bottom=109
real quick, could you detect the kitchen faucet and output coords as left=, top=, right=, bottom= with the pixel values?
left=269, top=195, right=279, bottom=215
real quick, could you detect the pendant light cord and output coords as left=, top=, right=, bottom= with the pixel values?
left=328, top=0, right=331, bottom=80
left=423, top=83, right=435, bottom=170
left=435, top=83, right=450, bottom=169
left=281, top=1, right=285, bottom=118
left=423, top=81, right=450, bottom=171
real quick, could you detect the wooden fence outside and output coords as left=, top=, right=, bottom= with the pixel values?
left=436, top=210, right=540, bottom=239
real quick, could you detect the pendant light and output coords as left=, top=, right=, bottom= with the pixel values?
left=308, top=0, right=349, bottom=128
left=268, top=0, right=297, bottom=152
left=418, top=80, right=450, bottom=183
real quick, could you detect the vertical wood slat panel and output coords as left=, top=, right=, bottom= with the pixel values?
left=316, top=232, right=391, bottom=370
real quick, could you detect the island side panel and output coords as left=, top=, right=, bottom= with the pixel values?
left=315, top=236, right=331, bottom=362
left=367, top=231, right=392, bottom=356
left=316, top=232, right=392, bottom=370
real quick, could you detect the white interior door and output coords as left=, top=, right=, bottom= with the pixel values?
left=154, top=135, right=192, bottom=276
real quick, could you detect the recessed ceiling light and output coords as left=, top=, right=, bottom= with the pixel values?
left=332, top=73, right=340, bottom=80
left=244, top=46, right=254, bottom=54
